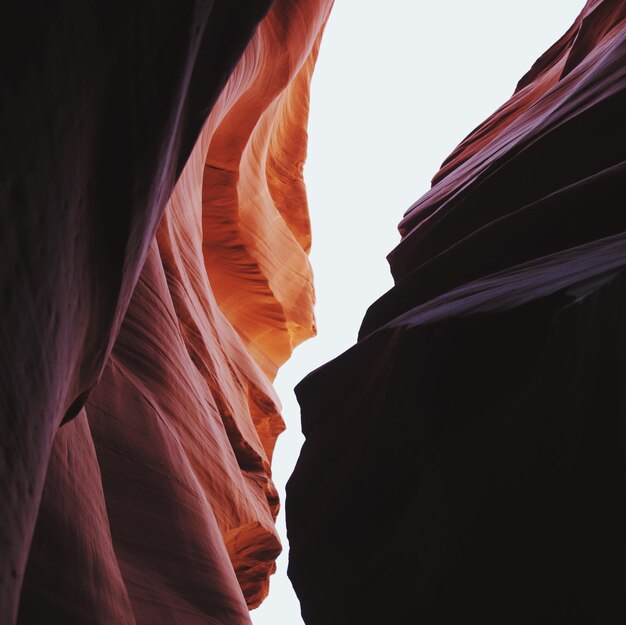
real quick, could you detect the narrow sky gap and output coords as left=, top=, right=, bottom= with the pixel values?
left=252, top=1, right=584, bottom=623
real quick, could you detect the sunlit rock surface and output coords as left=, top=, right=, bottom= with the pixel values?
left=288, top=1, right=626, bottom=623
left=0, top=1, right=332, bottom=624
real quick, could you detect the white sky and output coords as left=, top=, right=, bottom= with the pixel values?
left=252, top=2, right=585, bottom=623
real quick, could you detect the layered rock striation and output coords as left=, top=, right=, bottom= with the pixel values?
left=288, top=1, right=626, bottom=623
left=0, top=1, right=332, bottom=624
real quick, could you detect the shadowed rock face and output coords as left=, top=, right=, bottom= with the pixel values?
left=287, top=1, right=626, bottom=623
left=0, top=1, right=332, bottom=624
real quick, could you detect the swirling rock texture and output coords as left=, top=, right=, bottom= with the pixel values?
left=0, top=1, right=331, bottom=624
left=288, top=1, right=626, bottom=623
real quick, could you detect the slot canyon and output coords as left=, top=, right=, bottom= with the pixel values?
left=1, top=1, right=625, bottom=624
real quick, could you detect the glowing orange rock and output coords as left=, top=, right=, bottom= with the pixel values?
left=9, top=1, right=333, bottom=624
left=123, top=0, right=333, bottom=608
left=202, top=2, right=331, bottom=379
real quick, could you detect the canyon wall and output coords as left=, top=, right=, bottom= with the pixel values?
left=288, top=1, right=626, bottom=623
left=0, top=1, right=332, bottom=624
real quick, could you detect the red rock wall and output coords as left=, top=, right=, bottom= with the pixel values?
left=1, top=1, right=332, bottom=624
left=288, top=1, right=626, bottom=623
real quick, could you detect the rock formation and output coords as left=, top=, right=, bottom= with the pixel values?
left=287, top=1, right=626, bottom=623
left=0, top=1, right=332, bottom=624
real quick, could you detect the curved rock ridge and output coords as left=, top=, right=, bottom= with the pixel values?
left=287, top=1, right=626, bottom=623
left=1, top=1, right=332, bottom=624
left=202, top=0, right=330, bottom=379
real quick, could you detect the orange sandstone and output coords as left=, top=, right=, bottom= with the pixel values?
left=9, top=2, right=334, bottom=624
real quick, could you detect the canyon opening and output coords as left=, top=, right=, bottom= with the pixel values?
left=2, top=1, right=625, bottom=624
